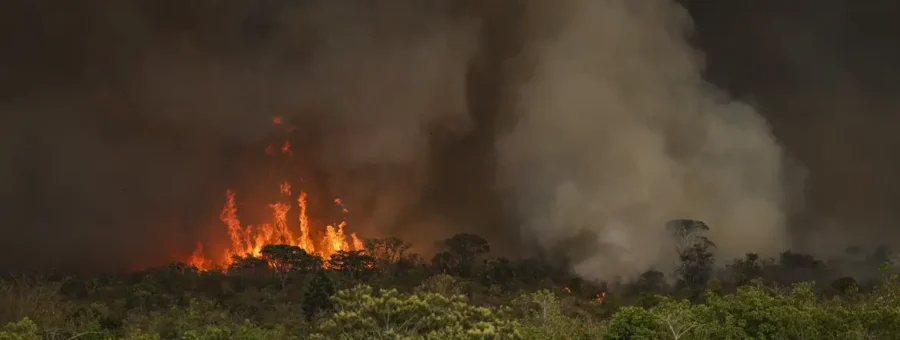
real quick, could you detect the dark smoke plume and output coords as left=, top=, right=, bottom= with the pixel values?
left=0, top=0, right=898, bottom=276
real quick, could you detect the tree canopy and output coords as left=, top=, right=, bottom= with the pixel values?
left=1, top=228, right=898, bottom=339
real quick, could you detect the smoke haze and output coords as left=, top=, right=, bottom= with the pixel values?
left=497, top=0, right=789, bottom=280
left=0, top=0, right=897, bottom=276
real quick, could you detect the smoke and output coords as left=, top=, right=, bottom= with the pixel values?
left=3, top=0, right=899, bottom=276
left=496, top=0, right=791, bottom=280
left=686, top=0, right=900, bottom=258
left=0, top=0, right=482, bottom=272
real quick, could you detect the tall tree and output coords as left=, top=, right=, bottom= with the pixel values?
left=431, top=233, right=491, bottom=277
left=667, top=219, right=716, bottom=296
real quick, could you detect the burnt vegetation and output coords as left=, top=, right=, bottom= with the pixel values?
left=3, top=221, right=900, bottom=339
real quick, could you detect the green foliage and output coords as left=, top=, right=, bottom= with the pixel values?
left=179, top=321, right=292, bottom=340
left=3, top=231, right=900, bottom=340
left=0, top=318, right=40, bottom=340
left=310, top=285, right=520, bottom=340
left=121, top=297, right=294, bottom=340
left=602, top=271, right=900, bottom=340
left=415, top=274, right=465, bottom=297
left=513, top=290, right=603, bottom=339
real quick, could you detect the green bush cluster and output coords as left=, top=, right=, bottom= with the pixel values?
left=1, top=231, right=898, bottom=339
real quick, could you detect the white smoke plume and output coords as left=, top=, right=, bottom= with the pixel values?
left=497, top=0, right=791, bottom=280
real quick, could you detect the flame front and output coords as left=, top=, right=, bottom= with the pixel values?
left=187, top=116, right=365, bottom=270
left=188, top=185, right=366, bottom=270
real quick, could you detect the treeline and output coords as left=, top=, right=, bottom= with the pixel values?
left=1, top=220, right=899, bottom=339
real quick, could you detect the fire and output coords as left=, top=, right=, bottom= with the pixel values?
left=594, top=292, right=607, bottom=304
left=351, top=233, right=364, bottom=251
left=563, top=287, right=572, bottom=294
left=186, top=116, right=366, bottom=271
left=188, top=243, right=207, bottom=270
left=188, top=185, right=366, bottom=270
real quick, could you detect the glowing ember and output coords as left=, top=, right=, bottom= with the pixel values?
left=594, top=292, right=607, bottom=303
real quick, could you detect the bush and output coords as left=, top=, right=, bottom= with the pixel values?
left=311, top=285, right=520, bottom=339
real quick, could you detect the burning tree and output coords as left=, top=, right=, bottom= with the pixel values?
left=186, top=117, right=366, bottom=271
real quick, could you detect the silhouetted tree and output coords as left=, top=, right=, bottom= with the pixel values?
left=668, top=219, right=716, bottom=297
left=365, top=237, right=411, bottom=265
left=481, top=257, right=516, bottom=288
left=260, top=244, right=323, bottom=289
left=327, top=250, right=375, bottom=282
left=261, top=244, right=322, bottom=273
left=728, top=253, right=764, bottom=286
left=776, top=251, right=825, bottom=283
left=831, top=276, right=859, bottom=294
left=228, top=255, right=269, bottom=273
left=431, top=233, right=491, bottom=277
left=667, top=219, right=714, bottom=254
left=634, top=270, right=667, bottom=295
left=302, top=271, right=335, bottom=321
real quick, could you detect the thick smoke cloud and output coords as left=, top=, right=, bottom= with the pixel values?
left=0, top=0, right=483, bottom=272
left=497, top=0, right=790, bottom=280
left=686, top=0, right=900, bottom=258
left=1, top=0, right=898, bottom=276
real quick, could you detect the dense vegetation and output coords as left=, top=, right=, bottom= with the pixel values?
left=2, top=220, right=899, bottom=339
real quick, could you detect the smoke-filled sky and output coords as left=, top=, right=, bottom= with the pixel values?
left=0, top=0, right=898, bottom=276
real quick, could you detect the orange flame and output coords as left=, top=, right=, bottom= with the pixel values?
left=186, top=118, right=366, bottom=271
left=594, top=292, right=607, bottom=303
left=188, top=186, right=365, bottom=270
left=297, top=192, right=315, bottom=253
left=351, top=233, right=364, bottom=251
left=188, top=243, right=207, bottom=270
left=563, top=287, right=572, bottom=294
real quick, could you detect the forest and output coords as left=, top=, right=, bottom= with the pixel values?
left=1, top=219, right=899, bottom=340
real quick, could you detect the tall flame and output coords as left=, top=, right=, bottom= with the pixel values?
left=188, top=185, right=365, bottom=270
left=186, top=116, right=365, bottom=270
left=297, top=192, right=315, bottom=253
